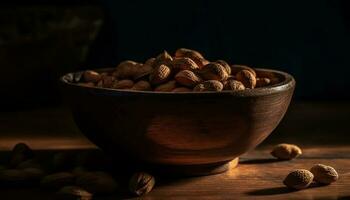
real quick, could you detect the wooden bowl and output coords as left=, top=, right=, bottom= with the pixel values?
left=60, top=68, right=295, bottom=175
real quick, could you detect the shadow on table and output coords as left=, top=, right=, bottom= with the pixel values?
left=239, top=158, right=287, bottom=164
left=246, top=183, right=328, bottom=196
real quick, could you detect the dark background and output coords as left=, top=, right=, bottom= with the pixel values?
left=0, top=0, right=350, bottom=111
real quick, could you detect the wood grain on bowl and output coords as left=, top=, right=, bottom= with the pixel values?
left=60, top=68, right=295, bottom=175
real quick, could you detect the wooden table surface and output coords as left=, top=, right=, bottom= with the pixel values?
left=0, top=103, right=349, bottom=200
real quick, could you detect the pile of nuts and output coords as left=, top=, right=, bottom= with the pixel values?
left=77, top=48, right=280, bottom=92
left=0, top=143, right=155, bottom=199
left=271, top=143, right=339, bottom=190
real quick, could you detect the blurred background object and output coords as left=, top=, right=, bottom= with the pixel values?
left=0, top=2, right=103, bottom=110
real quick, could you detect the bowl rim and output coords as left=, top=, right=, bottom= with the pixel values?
left=60, top=68, right=295, bottom=97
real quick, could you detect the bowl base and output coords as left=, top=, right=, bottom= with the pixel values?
left=150, top=158, right=239, bottom=176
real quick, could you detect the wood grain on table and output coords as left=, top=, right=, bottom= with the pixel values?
left=0, top=104, right=349, bottom=199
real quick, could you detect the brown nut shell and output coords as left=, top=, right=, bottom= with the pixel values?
left=310, top=164, right=338, bottom=184
left=154, top=80, right=177, bottom=92
left=129, top=172, right=155, bottom=196
left=256, top=77, right=271, bottom=87
left=194, top=80, right=223, bottom=92
left=231, top=65, right=256, bottom=77
left=175, top=48, right=206, bottom=68
left=216, top=60, right=231, bottom=75
left=131, top=80, right=152, bottom=91
left=113, top=60, right=139, bottom=79
left=112, top=80, right=134, bottom=89
left=175, top=70, right=202, bottom=87
left=149, top=64, right=171, bottom=85
left=283, top=169, right=313, bottom=190
left=199, top=63, right=228, bottom=81
left=236, top=70, right=256, bottom=89
left=271, top=143, right=302, bottom=160
left=172, top=87, right=192, bottom=92
left=153, top=51, right=173, bottom=67
left=224, top=80, right=245, bottom=91
left=171, top=57, right=199, bottom=71
left=83, top=70, right=102, bottom=83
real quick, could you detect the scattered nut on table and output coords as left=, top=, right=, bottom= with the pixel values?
left=283, top=169, right=314, bottom=190
left=40, top=172, right=76, bottom=189
left=271, top=143, right=302, bottom=160
left=76, top=171, right=118, bottom=194
left=310, top=164, right=339, bottom=184
left=129, top=172, right=155, bottom=196
left=56, top=186, right=93, bottom=200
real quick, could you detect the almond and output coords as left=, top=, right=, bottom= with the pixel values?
left=78, top=82, right=95, bottom=87
left=145, top=57, right=156, bottom=66
left=153, top=51, right=173, bottom=67
left=283, top=169, right=313, bottom=190
left=133, top=63, right=153, bottom=80
left=129, top=172, right=155, bottom=196
left=171, top=57, right=199, bottom=71
left=131, top=80, right=152, bottom=91
left=172, top=87, right=192, bottom=92
left=76, top=172, right=118, bottom=194
left=149, top=64, right=171, bottom=85
left=154, top=80, right=177, bottom=92
left=83, top=70, right=102, bottom=83
left=113, top=60, right=139, bottom=78
left=216, top=60, right=231, bottom=75
left=271, top=143, right=302, bottom=160
left=199, top=63, right=228, bottom=81
left=194, top=80, right=223, bottom=92
left=256, top=77, right=271, bottom=87
left=224, top=80, right=245, bottom=91
left=197, top=58, right=210, bottom=68
left=40, top=172, right=76, bottom=189
left=231, top=65, right=256, bottom=77
left=9, top=143, right=34, bottom=168
left=310, top=164, right=338, bottom=184
left=175, top=70, right=202, bottom=87
left=236, top=70, right=256, bottom=89
left=101, top=76, right=116, bottom=88
left=112, top=80, right=134, bottom=89
left=175, top=48, right=205, bottom=67
left=56, top=186, right=93, bottom=200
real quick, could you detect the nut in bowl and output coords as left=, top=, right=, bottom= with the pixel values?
left=60, top=48, right=295, bottom=176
